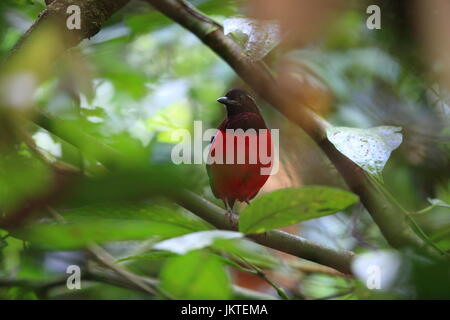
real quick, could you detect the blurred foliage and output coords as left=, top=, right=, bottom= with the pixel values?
left=0, top=0, right=448, bottom=300
left=160, top=250, right=232, bottom=300
left=12, top=203, right=211, bottom=250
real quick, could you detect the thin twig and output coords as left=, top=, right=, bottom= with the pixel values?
left=287, top=260, right=353, bottom=278
left=236, top=254, right=290, bottom=300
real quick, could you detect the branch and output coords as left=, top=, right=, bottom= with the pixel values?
left=287, top=261, right=353, bottom=278
left=6, top=0, right=130, bottom=60
left=146, top=0, right=436, bottom=255
left=171, top=190, right=354, bottom=275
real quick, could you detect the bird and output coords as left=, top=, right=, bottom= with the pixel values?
left=207, top=88, right=273, bottom=219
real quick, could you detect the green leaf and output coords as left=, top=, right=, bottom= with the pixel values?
left=160, top=250, right=232, bottom=300
left=431, top=225, right=450, bottom=251
left=153, top=230, right=243, bottom=255
left=0, top=155, right=52, bottom=212
left=213, top=239, right=279, bottom=269
left=239, top=186, right=358, bottom=234
left=12, top=204, right=210, bottom=249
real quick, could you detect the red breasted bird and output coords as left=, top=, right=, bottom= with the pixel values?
left=207, top=88, right=273, bottom=216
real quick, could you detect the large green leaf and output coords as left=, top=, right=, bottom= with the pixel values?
left=160, top=250, right=232, bottom=300
left=12, top=204, right=210, bottom=249
left=239, top=186, right=358, bottom=234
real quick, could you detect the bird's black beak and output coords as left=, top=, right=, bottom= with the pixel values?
left=217, top=97, right=238, bottom=106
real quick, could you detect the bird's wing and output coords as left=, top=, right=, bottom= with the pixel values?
left=206, top=125, right=225, bottom=199
left=206, top=154, right=217, bottom=197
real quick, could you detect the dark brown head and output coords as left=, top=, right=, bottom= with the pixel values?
left=217, top=88, right=261, bottom=117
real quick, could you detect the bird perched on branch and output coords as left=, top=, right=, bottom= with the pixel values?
left=207, top=89, right=273, bottom=218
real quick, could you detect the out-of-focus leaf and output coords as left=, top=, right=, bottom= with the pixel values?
left=407, top=250, right=450, bottom=299
left=68, top=165, right=200, bottom=206
left=160, top=250, right=232, bottom=300
left=223, top=17, right=281, bottom=61
left=213, top=238, right=279, bottom=269
left=117, top=251, right=177, bottom=262
left=146, top=101, right=192, bottom=144
left=327, top=126, right=403, bottom=176
left=153, top=230, right=242, bottom=254
left=427, top=198, right=450, bottom=208
left=431, top=225, right=450, bottom=250
left=239, top=186, right=358, bottom=234
left=12, top=204, right=210, bottom=249
left=88, top=41, right=148, bottom=99
left=291, top=48, right=400, bottom=101
left=125, top=1, right=238, bottom=36
left=301, top=273, right=354, bottom=300
left=0, top=155, right=52, bottom=212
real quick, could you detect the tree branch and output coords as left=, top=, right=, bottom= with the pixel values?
left=146, top=0, right=437, bottom=256
left=171, top=190, right=354, bottom=275
left=6, top=0, right=130, bottom=60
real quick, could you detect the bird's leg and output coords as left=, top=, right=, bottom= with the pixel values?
left=224, top=199, right=237, bottom=226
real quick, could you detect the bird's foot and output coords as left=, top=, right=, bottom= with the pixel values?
left=225, top=208, right=238, bottom=227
